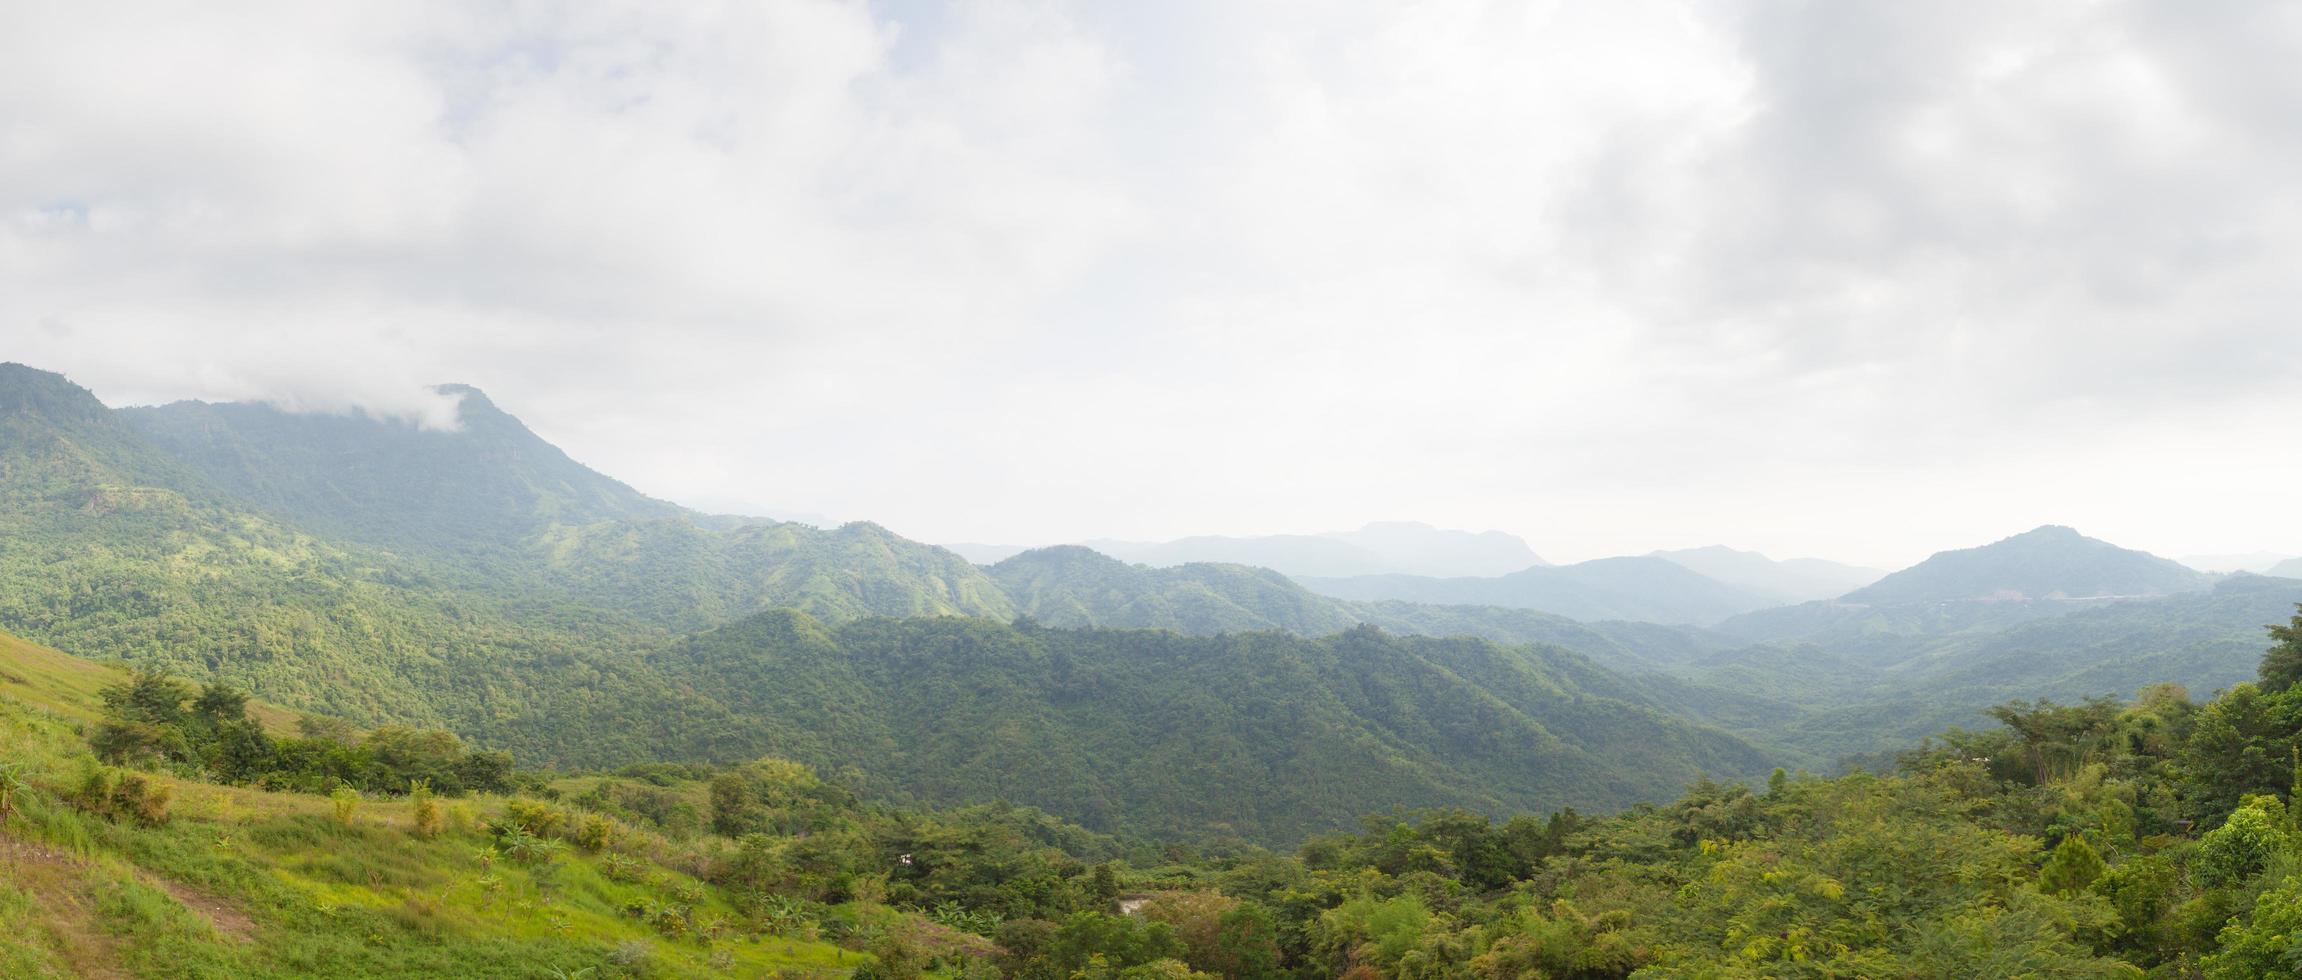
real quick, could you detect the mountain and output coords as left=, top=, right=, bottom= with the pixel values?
left=988, top=546, right=1359, bottom=635
left=2270, top=557, right=2302, bottom=579
left=0, top=364, right=752, bottom=766
left=1649, top=546, right=1883, bottom=603
left=2183, top=551, right=2296, bottom=574
left=962, top=521, right=1547, bottom=578
left=1682, top=575, right=2302, bottom=762
left=654, top=611, right=1772, bottom=842
left=119, top=386, right=686, bottom=561
left=1838, top=525, right=2210, bottom=606
left=1325, top=521, right=1549, bottom=576
left=0, top=364, right=1767, bottom=844
left=1296, top=556, right=1783, bottom=625
left=117, top=387, right=1015, bottom=629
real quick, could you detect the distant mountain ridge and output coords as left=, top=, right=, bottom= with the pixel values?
left=1648, top=546, right=1883, bottom=603
left=1297, top=556, right=1784, bottom=626
left=2270, top=557, right=2302, bottom=579
left=1840, top=525, right=2209, bottom=605
left=954, top=521, right=1547, bottom=579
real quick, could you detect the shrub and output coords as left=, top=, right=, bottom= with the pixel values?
left=71, top=763, right=171, bottom=826
left=501, top=798, right=567, bottom=838
left=600, top=853, right=647, bottom=883
left=115, top=772, right=172, bottom=827
left=575, top=812, right=615, bottom=852
left=330, top=785, right=361, bottom=826
left=411, top=780, right=442, bottom=839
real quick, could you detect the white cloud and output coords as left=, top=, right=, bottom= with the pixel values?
left=3, top=0, right=2299, bottom=566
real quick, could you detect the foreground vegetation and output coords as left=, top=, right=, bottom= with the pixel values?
left=12, top=608, right=2302, bottom=977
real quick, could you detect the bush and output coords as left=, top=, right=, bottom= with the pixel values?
left=600, top=853, right=647, bottom=883
left=72, top=763, right=172, bottom=827
left=115, top=773, right=172, bottom=827
left=575, top=812, right=615, bottom=852
left=330, top=785, right=361, bottom=826
left=411, top=780, right=442, bottom=839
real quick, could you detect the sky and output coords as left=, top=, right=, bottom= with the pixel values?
left=4, top=1, right=2300, bottom=568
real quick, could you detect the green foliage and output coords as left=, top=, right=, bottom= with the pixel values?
left=2194, top=797, right=2291, bottom=887
left=2040, top=834, right=2107, bottom=895
left=665, top=613, right=1769, bottom=843
left=327, top=785, right=360, bottom=826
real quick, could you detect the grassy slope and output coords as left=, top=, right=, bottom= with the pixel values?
left=0, top=631, right=869, bottom=979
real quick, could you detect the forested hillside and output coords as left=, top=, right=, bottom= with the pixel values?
left=121, top=389, right=1018, bottom=628
left=16, top=360, right=2302, bottom=858
left=653, top=613, right=1771, bottom=843
left=15, top=578, right=2302, bottom=977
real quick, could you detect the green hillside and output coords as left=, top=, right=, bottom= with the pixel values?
left=0, top=625, right=1174, bottom=978
left=119, top=389, right=1019, bottom=629
left=989, top=546, right=1360, bottom=635
left=653, top=613, right=1771, bottom=844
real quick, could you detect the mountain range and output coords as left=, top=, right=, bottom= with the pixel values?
left=949, top=520, right=1547, bottom=579
left=0, top=363, right=1775, bottom=840
left=7, top=360, right=2300, bottom=843
left=1296, top=556, right=1786, bottom=626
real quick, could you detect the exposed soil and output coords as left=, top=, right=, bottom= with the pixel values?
left=0, top=830, right=128, bottom=979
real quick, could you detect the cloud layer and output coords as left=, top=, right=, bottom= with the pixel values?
left=4, top=0, right=2298, bottom=565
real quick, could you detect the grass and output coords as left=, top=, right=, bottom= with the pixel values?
left=0, top=629, right=877, bottom=978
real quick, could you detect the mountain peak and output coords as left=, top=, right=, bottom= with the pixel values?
left=0, top=363, right=111, bottom=424
left=1842, top=526, right=2207, bottom=604
left=2011, top=524, right=2083, bottom=540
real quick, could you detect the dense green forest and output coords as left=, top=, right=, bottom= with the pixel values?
left=14, top=590, right=2302, bottom=976
left=655, top=613, right=1769, bottom=842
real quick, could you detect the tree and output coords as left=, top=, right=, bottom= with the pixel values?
left=2259, top=604, right=2302, bottom=693
left=99, top=670, right=191, bottom=726
left=2038, top=835, right=2106, bottom=895
left=191, top=682, right=250, bottom=722
left=710, top=772, right=759, bottom=836
left=209, top=719, right=276, bottom=783
left=2195, top=798, right=2290, bottom=887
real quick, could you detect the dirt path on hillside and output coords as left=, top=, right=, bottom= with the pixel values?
left=139, top=870, right=256, bottom=943
left=0, top=831, right=129, bottom=979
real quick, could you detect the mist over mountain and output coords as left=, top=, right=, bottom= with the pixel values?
left=2183, top=551, right=2296, bottom=574
left=2270, top=557, right=2302, bottom=579
left=1648, top=545, right=1883, bottom=603
left=120, top=386, right=687, bottom=559
left=1297, top=556, right=1781, bottom=626
left=952, top=521, right=1546, bottom=579
left=116, top=387, right=1015, bottom=628
left=1839, top=525, right=2210, bottom=605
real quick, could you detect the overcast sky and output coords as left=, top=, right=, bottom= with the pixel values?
left=5, top=1, right=2299, bottom=567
